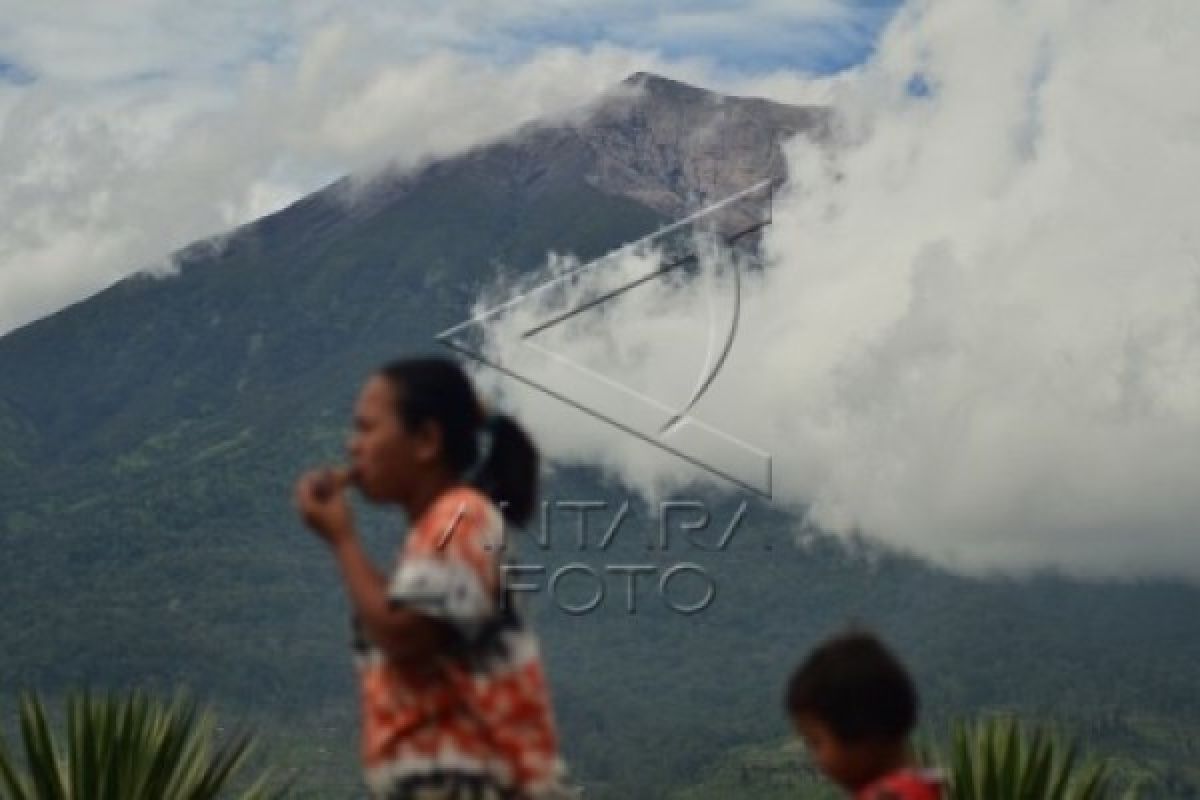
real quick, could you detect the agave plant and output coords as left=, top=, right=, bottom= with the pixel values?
left=0, top=690, right=286, bottom=800
left=923, top=716, right=1138, bottom=800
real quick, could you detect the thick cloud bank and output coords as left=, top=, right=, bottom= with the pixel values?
left=474, top=0, right=1200, bottom=578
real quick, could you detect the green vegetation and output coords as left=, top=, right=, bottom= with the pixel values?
left=927, top=716, right=1128, bottom=800
left=676, top=716, right=1158, bottom=799
left=668, top=739, right=840, bottom=799
left=0, top=117, right=1198, bottom=799
left=0, top=690, right=283, bottom=799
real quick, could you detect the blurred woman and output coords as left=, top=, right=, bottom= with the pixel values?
left=295, top=356, right=572, bottom=800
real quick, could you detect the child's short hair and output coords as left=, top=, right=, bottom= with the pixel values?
left=785, top=629, right=918, bottom=743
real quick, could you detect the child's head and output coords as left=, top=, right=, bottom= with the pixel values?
left=785, top=630, right=918, bottom=792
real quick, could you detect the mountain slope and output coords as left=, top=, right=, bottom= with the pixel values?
left=1, top=74, right=1198, bottom=800
left=0, top=72, right=822, bottom=482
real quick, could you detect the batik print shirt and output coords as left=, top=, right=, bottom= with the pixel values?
left=352, top=486, right=567, bottom=799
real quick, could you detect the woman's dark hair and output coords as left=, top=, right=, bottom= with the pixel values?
left=377, top=356, right=539, bottom=526
left=784, top=630, right=918, bottom=743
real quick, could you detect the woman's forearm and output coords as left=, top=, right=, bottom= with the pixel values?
left=330, top=527, right=389, bottom=620
left=331, top=530, right=447, bottom=664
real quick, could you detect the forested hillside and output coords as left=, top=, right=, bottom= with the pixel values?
left=2, top=74, right=1197, bottom=798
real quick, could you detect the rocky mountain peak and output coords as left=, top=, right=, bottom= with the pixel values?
left=619, top=71, right=719, bottom=105
left=348, top=73, right=831, bottom=237
left=574, top=72, right=832, bottom=219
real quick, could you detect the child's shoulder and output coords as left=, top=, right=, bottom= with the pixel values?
left=859, top=768, right=944, bottom=800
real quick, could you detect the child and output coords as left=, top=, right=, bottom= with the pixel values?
left=295, top=357, right=575, bottom=800
left=785, top=630, right=942, bottom=800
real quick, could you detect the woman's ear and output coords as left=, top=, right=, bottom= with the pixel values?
left=412, top=417, right=444, bottom=466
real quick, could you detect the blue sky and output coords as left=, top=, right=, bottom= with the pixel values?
left=0, top=1, right=904, bottom=89
left=0, top=57, right=33, bottom=84
left=492, top=0, right=903, bottom=73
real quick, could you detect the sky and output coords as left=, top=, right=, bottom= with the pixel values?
left=4, top=0, right=1200, bottom=579
left=0, top=0, right=899, bottom=335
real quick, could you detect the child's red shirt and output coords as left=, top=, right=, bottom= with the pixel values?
left=856, top=768, right=944, bottom=800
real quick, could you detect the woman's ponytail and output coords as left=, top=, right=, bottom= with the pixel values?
left=465, top=412, right=538, bottom=528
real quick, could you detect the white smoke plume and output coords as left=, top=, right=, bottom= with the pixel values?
left=472, top=0, right=1200, bottom=579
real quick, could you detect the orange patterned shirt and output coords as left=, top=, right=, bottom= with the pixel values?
left=352, top=486, right=568, bottom=799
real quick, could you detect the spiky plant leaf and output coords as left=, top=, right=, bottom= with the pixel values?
left=926, top=716, right=1134, bottom=800
left=0, top=689, right=284, bottom=800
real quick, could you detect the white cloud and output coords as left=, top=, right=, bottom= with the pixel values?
left=0, top=1, right=876, bottom=334
left=473, top=0, right=1200, bottom=579
left=0, top=39, right=652, bottom=333
left=14, top=0, right=1186, bottom=580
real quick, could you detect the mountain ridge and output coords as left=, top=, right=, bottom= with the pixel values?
left=0, top=72, right=823, bottom=471
left=2, top=74, right=1199, bottom=799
